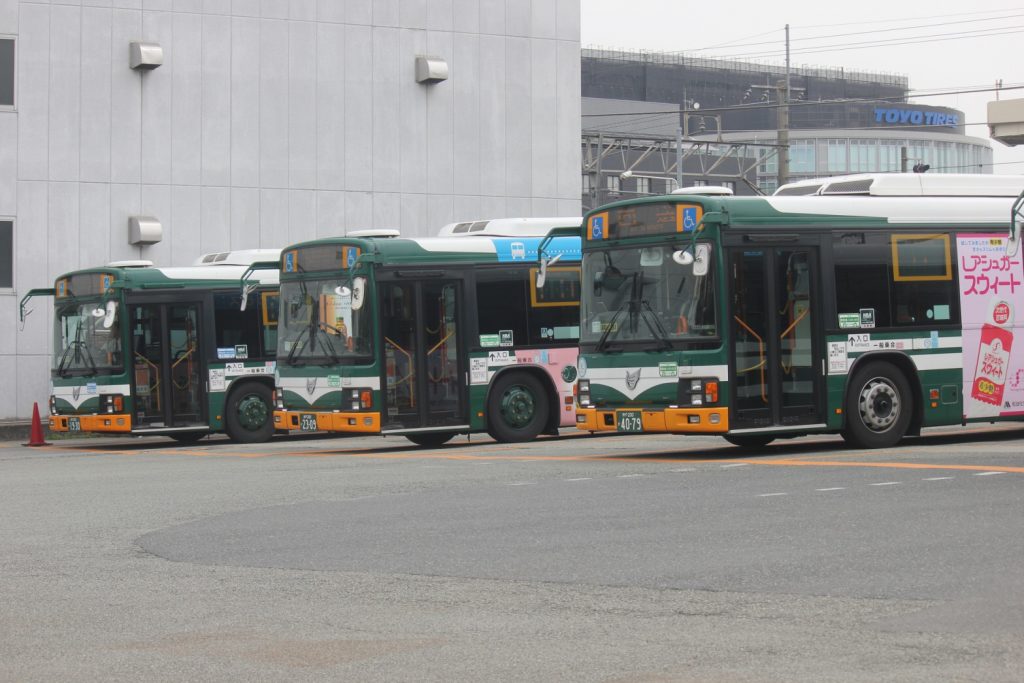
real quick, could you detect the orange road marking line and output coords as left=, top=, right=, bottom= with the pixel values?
left=736, top=459, right=1024, bottom=474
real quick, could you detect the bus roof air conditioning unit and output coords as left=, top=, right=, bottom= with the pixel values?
left=347, top=229, right=401, bottom=238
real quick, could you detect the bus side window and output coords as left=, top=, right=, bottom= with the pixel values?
left=476, top=267, right=529, bottom=347
left=213, top=292, right=263, bottom=357
left=260, top=292, right=278, bottom=358
left=833, top=232, right=893, bottom=328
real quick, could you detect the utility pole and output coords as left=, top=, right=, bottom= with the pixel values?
left=777, top=24, right=791, bottom=187
left=676, top=126, right=683, bottom=190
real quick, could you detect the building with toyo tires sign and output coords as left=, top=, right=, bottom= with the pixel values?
left=272, top=218, right=583, bottom=448
left=574, top=173, right=1024, bottom=449
left=21, top=250, right=282, bottom=443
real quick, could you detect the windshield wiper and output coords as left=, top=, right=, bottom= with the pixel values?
left=57, top=320, right=98, bottom=377
left=285, top=327, right=310, bottom=366
left=56, top=343, right=75, bottom=377
left=315, top=323, right=342, bottom=365
left=595, top=299, right=629, bottom=352
left=638, top=299, right=673, bottom=351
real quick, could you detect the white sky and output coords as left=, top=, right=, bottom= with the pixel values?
left=580, top=0, right=1024, bottom=172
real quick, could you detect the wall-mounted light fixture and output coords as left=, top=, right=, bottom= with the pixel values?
left=129, top=216, right=163, bottom=245
left=414, top=55, right=448, bottom=84
left=129, top=41, right=163, bottom=70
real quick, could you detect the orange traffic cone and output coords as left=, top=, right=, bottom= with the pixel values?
left=24, top=402, right=50, bottom=447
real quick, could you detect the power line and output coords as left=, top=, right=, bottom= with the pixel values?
left=674, top=8, right=1024, bottom=54
left=793, top=6, right=1024, bottom=30
left=688, top=13, right=1024, bottom=53
left=718, top=25, right=1024, bottom=60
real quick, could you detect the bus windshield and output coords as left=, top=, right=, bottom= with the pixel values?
left=581, top=243, right=717, bottom=349
left=279, top=276, right=373, bottom=365
left=53, top=300, right=123, bottom=376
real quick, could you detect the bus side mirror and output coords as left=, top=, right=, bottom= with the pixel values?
left=1009, top=213, right=1023, bottom=257
left=693, top=244, right=710, bottom=277
left=103, top=300, right=117, bottom=329
left=536, top=254, right=562, bottom=289
left=351, top=277, right=366, bottom=311
left=672, top=249, right=694, bottom=266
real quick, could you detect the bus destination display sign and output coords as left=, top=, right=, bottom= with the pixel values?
left=587, top=202, right=703, bottom=240
left=283, top=245, right=361, bottom=273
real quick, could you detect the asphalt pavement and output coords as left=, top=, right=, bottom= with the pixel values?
left=1, top=425, right=1022, bottom=681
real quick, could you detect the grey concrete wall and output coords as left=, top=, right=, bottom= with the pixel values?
left=0, top=0, right=582, bottom=420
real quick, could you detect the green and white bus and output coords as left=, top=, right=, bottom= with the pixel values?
left=576, top=173, right=1024, bottom=449
left=271, top=219, right=582, bottom=447
left=21, top=250, right=281, bottom=443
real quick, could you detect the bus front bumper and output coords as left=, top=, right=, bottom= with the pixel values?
left=575, top=407, right=729, bottom=433
left=274, top=410, right=381, bottom=434
left=50, top=414, right=132, bottom=433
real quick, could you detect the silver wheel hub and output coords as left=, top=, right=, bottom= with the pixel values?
left=858, top=377, right=900, bottom=432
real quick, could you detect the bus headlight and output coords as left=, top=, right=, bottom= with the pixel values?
left=680, top=378, right=718, bottom=406
left=99, top=394, right=124, bottom=414
left=348, top=388, right=373, bottom=410
left=274, top=389, right=285, bottom=410
left=49, top=395, right=57, bottom=415
left=577, top=380, right=591, bottom=407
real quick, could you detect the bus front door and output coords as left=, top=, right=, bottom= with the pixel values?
left=728, top=246, right=824, bottom=431
left=130, top=302, right=206, bottom=431
left=380, top=279, right=467, bottom=433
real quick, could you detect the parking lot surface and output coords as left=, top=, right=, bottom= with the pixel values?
left=2, top=426, right=1022, bottom=681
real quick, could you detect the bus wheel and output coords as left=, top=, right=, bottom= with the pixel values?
left=405, top=432, right=455, bottom=448
left=723, top=434, right=774, bottom=449
left=487, top=373, right=549, bottom=443
left=225, top=382, right=275, bottom=443
left=842, top=361, right=912, bottom=449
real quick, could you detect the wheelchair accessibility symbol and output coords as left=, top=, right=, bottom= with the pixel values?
left=590, top=216, right=605, bottom=239
left=682, top=207, right=698, bottom=232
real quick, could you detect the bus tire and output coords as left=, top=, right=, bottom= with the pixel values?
left=723, top=434, right=774, bottom=449
left=405, top=432, right=456, bottom=448
left=842, top=361, right=912, bottom=449
left=224, top=382, right=275, bottom=443
left=487, top=372, right=549, bottom=443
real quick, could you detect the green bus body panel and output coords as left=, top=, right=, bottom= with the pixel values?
left=278, top=236, right=508, bottom=278
left=47, top=263, right=278, bottom=437
left=578, top=193, right=1018, bottom=437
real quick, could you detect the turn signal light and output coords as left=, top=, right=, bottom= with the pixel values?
left=705, top=382, right=718, bottom=403
left=360, top=390, right=373, bottom=409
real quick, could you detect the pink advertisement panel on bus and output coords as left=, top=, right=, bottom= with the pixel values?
left=958, top=234, right=1024, bottom=418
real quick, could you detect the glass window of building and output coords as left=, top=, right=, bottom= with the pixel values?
left=850, top=139, right=875, bottom=173
left=636, top=176, right=650, bottom=194
left=606, top=174, right=620, bottom=192
left=582, top=174, right=592, bottom=195
left=758, top=148, right=778, bottom=175
left=909, top=144, right=927, bottom=171
left=826, top=139, right=847, bottom=173
left=879, top=142, right=901, bottom=172
left=0, top=38, right=13, bottom=107
left=790, top=141, right=815, bottom=173
left=0, top=220, right=11, bottom=288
